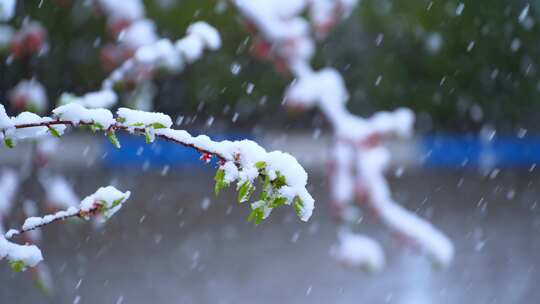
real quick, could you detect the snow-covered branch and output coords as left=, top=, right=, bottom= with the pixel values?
left=1, top=186, right=130, bottom=271
left=227, top=0, right=453, bottom=270
left=58, top=21, right=221, bottom=109
left=1, top=103, right=315, bottom=224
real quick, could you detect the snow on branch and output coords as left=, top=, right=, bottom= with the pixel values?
left=228, top=0, right=453, bottom=270
left=57, top=21, right=221, bottom=109
left=101, top=21, right=221, bottom=92
left=0, top=103, right=315, bottom=225
left=1, top=186, right=130, bottom=272
left=331, top=229, right=385, bottom=273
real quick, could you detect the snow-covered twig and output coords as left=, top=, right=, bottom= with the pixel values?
left=0, top=103, right=315, bottom=225
left=0, top=186, right=130, bottom=271
left=59, top=21, right=221, bottom=109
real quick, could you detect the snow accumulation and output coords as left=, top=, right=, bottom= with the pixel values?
left=153, top=133, right=315, bottom=221
left=119, top=19, right=158, bottom=49
left=13, top=186, right=129, bottom=234
left=0, top=236, right=43, bottom=268
left=7, top=101, right=314, bottom=222
left=0, top=107, right=66, bottom=141
left=333, top=231, right=385, bottom=273
left=187, top=22, right=222, bottom=51
left=117, top=107, right=172, bottom=128
left=69, top=0, right=222, bottom=110
left=80, top=186, right=131, bottom=219
left=101, top=21, right=221, bottom=92
left=2, top=103, right=315, bottom=223
left=10, top=112, right=56, bottom=139
left=0, top=186, right=130, bottom=269
left=52, top=103, right=115, bottom=128
left=21, top=207, right=79, bottom=232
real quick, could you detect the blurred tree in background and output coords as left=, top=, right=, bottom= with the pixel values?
left=336, top=0, right=540, bottom=132
left=1, top=0, right=539, bottom=132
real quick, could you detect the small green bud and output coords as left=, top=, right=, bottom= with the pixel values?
left=47, top=126, right=61, bottom=138
left=9, top=260, right=26, bottom=272
left=4, top=137, right=14, bottom=148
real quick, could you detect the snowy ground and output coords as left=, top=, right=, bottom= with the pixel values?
left=1, top=169, right=539, bottom=303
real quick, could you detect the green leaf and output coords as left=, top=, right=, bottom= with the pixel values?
left=100, top=197, right=125, bottom=219
left=4, top=137, right=14, bottom=148
left=270, top=197, right=287, bottom=208
left=214, top=169, right=226, bottom=196
left=9, top=260, right=26, bottom=272
left=116, top=117, right=126, bottom=123
left=247, top=208, right=264, bottom=225
left=151, top=122, right=167, bottom=129
left=131, top=122, right=145, bottom=127
left=255, top=161, right=266, bottom=169
left=144, top=128, right=153, bottom=144
left=90, top=122, right=104, bottom=132
left=272, top=173, right=287, bottom=188
left=237, top=181, right=254, bottom=203
left=293, top=197, right=304, bottom=217
left=107, top=131, right=121, bottom=148
left=110, top=197, right=125, bottom=209
left=47, top=126, right=61, bottom=138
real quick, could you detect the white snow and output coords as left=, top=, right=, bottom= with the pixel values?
left=222, top=161, right=239, bottom=184
left=79, top=186, right=130, bottom=219
left=155, top=130, right=315, bottom=220
left=117, top=107, right=173, bottom=128
left=187, top=21, right=222, bottom=50
left=0, top=104, right=13, bottom=131
left=0, top=236, right=43, bottom=268
left=357, top=147, right=455, bottom=267
left=120, top=19, right=158, bottom=49
left=175, top=35, right=205, bottom=63
left=10, top=112, right=53, bottom=139
left=333, top=231, right=385, bottom=273
left=4, top=102, right=315, bottom=223
left=21, top=207, right=79, bottom=231
left=102, top=21, right=221, bottom=92
left=52, top=103, right=115, bottom=128
left=0, top=186, right=130, bottom=269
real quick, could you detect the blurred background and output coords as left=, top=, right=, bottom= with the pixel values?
left=1, top=0, right=540, bottom=303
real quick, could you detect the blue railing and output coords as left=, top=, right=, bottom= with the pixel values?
left=422, top=135, right=540, bottom=168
